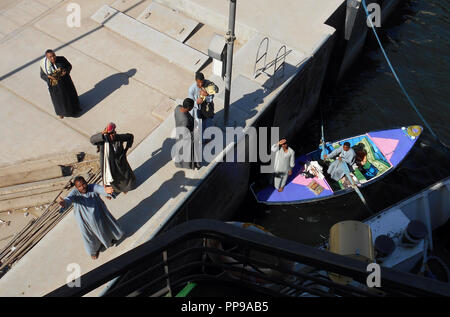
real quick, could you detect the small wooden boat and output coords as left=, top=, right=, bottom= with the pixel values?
left=251, top=125, right=423, bottom=205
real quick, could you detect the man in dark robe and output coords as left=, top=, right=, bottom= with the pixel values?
left=173, top=98, right=200, bottom=169
left=40, top=49, right=81, bottom=118
left=90, top=122, right=136, bottom=194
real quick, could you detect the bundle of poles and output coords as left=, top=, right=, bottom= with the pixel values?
left=0, top=169, right=101, bottom=274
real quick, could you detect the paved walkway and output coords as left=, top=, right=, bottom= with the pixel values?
left=0, top=0, right=193, bottom=168
left=0, top=0, right=343, bottom=296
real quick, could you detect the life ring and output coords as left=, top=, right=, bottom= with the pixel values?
left=205, top=222, right=293, bottom=284
left=406, top=125, right=422, bottom=138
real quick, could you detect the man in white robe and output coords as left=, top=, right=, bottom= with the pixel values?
left=272, top=139, right=295, bottom=192
left=324, top=142, right=356, bottom=182
left=188, top=72, right=218, bottom=144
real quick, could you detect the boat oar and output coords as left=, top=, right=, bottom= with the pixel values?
left=320, top=113, right=326, bottom=160
left=340, top=160, right=373, bottom=214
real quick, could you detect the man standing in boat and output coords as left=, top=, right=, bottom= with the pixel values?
left=272, top=139, right=295, bottom=192
left=40, top=49, right=81, bottom=118
left=324, top=142, right=356, bottom=182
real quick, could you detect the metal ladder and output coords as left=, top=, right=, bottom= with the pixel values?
left=253, top=37, right=269, bottom=79
left=273, top=45, right=287, bottom=87
left=253, top=37, right=287, bottom=88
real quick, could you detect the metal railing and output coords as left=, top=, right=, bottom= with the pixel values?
left=273, top=45, right=287, bottom=88
left=253, top=37, right=291, bottom=89
left=253, top=37, right=269, bottom=79
left=46, top=220, right=450, bottom=297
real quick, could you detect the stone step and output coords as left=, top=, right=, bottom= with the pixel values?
left=137, top=2, right=200, bottom=43
left=91, top=5, right=210, bottom=73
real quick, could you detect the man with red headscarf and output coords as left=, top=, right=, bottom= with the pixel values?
left=90, top=123, right=136, bottom=194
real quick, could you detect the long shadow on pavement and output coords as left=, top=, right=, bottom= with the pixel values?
left=77, top=68, right=137, bottom=116
left=117, top=170, right=199, bottom=239
left=133, top=137, right=177, bottom=189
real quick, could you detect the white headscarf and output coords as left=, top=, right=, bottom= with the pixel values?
left=103, top=139, right=114, bottom=186
left=40, top=56, right=57, bottom=75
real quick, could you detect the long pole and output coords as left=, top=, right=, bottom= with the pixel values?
left=320, top=103, right=326, bottom=160
left=340, top=160, right=373, bottom=214
left=224, top=0, right=237, bottom=126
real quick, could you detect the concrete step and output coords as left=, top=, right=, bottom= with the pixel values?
left=199, top=74, right=266, bottom=128
left=0, top=171, right=92, bottom=212
left=232, top=34, right=308, bottom=88
left=0, top=185, right=60, bottom=204
left=154, top=0, right=336, bottom=55
left=0, top=152, right=95, bottom=189
left=91, top=5, right=210, bottom=73
left=0, top=176, right=72, bottom=199
left=0, top=190, right=60, bottom=212
left=137, top=2, right=200, bottom=43
left=0, top=165, right=66, bottom=189
left=215, top=75, right=264, bottom=115
left=154, top=0, right=258, bottom=42
left=0, top=153, right=79, bottom=176
left=152, top=98, right=182, bottom=122
left=111, top=0, right=147, bottom=12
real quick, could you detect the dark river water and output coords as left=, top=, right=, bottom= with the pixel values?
left=235, top=0, right=450, bottom=246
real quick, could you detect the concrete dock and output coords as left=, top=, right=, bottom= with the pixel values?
left=0, top=0, right=401, bottom=296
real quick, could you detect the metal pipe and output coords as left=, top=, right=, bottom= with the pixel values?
left=224, top=0, right=237, bottom=126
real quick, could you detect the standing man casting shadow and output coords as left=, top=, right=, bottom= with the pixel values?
left=173, top=98, right=202, bottom=170
left=58, top=176, right=124, bottom=260
left=188, top=72, right=218, bottom=144
left=40, top=49, right=81, bottom=119
left=90, top=123, right=136, bottom=196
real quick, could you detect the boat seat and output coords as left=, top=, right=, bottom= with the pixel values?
left=353, top=168, right=367, bottom=181
left=355, top=138, right=391, bottom=177
left=326, top=137, right=391, bottom=188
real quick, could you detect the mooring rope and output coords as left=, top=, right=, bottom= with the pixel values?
left=361, top=0, right=442, bottom=145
